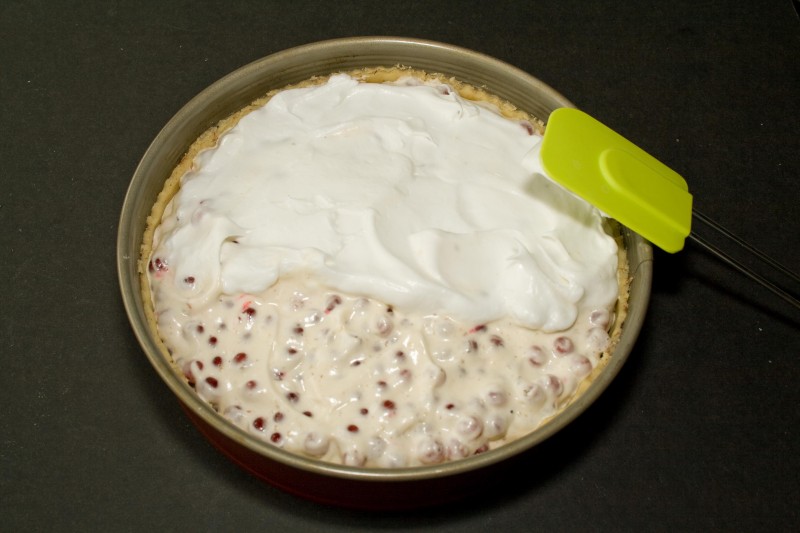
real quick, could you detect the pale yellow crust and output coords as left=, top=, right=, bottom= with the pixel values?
left=139, top=66, right=630, bottom=441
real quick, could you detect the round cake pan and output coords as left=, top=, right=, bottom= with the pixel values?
left=117, top=36, right=652, bottom=509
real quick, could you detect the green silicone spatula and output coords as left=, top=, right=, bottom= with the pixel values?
left=540, top=107, right=692, bottom=253
left=539, top=107, right=800, bottom=309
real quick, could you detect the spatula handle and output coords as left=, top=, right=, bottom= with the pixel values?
left=689, top=210, right=800, bottom=310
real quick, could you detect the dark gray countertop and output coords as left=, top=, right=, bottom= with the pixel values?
left=2, top=1, right=798, bottom=530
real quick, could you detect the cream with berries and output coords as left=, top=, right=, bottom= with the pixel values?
left=144, top=68, right=627, bottom=468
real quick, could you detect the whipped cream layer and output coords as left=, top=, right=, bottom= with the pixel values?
left=152, top=74, right=618, bottom=332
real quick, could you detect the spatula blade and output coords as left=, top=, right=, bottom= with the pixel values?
left=540, top=108, right=692, bottom=253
